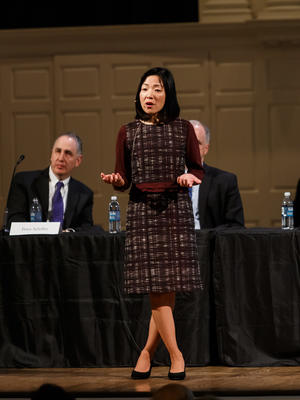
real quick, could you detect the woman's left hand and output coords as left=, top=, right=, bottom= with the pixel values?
left=100, top=172, right=125, bottom=187
left=177, top=173, right=201, bottom=187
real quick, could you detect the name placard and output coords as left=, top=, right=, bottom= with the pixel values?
left=9, top=222, right=61, bottom=236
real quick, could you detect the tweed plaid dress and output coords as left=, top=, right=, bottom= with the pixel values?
left=117, top=119, right=203, bottom=294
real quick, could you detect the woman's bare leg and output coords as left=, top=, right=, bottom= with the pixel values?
left=133, top=315, right=161, bottom=372
left=150, top=292, right=184, bottom=373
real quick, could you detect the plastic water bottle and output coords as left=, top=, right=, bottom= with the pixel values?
left=30, top=197, right=42, bottom=222
left=281, top=192, right=294, bottom=230
left=109, top=195, right=121, bottom=233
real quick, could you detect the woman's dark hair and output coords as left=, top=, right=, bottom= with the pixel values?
left=135, top=67, right=180, bottom=123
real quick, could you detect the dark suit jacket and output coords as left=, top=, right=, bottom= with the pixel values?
left=7, top=168, right=94, bottom=231
left=294, top=179, right=300, bottom=228
left=197, top=163, right=244, bottom=229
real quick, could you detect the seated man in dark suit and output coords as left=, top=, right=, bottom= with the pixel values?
left=7, top=132, right=93, bottom=232
left=294, top=178, right=300, bottom=228
left=189, top=120, right=244, bottom=229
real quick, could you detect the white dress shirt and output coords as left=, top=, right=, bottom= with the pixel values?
left=190, top=184, right=201, bottom=230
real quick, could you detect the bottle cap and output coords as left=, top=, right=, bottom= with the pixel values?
left=111, top=195, right=117, bottom=200
left=284, top=192, right=291, bottom=196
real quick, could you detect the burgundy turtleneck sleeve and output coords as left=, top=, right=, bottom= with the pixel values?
left=113, top=121, right=204, bottom=192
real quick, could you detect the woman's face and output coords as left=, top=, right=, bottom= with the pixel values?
left=139, top=75, right=166, bottom=116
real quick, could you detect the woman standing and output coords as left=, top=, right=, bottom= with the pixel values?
left=101, top=67, right=204, bottom=380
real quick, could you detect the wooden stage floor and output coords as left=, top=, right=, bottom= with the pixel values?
left=1, top=366, right=300, bottom=398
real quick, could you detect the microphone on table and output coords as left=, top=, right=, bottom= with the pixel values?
left=2, top=154, right=26, bottom=234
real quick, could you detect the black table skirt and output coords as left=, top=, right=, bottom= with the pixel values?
left=214, top=228, right=300, bottom=366
left=0, top=230, right=214, bottom=367
left=0, top=228, right=299, bottom=368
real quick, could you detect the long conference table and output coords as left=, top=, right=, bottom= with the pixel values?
left=0, top=227, right=299, bottom=368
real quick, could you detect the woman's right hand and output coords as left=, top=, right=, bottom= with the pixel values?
left=100, top=172, right=125, bottom=187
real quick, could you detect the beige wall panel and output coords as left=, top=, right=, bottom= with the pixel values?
left=215, top=106, right=257, bottom=226
left=7, top=60, right=53, bottom=154
left=13, top=68, right=50, bottom=100
left=56, top=57, right=101, bottom=99
left=164, top=60, right=209, bottom=102
left=216, top=107, right=254, bottom=187
left=215, top=62, right=253, bottom=92
left=0, top=60, right=53, bottom=221
left=265, top=55, right=300, bottom=196
left=210, top=52, right=257, bottom=227
left=263, top=53, right=300, bottom=226
left=210, top=53, right=256, bottom=160
left=55, top=55, right=103, bottom=113
left=62, top=67, right=101, bottom=98
left=165, top=63, right=208, bottom=94
left=270, top=105, right=300, bottom=189
left=14, top=113, right=51, bottom=169
left=267, top=59, right=300, bottom=90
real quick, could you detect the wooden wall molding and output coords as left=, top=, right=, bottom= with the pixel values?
left=0, top=20, right=300, bottom=59
left=201, top=0, right=252, bottom=23
left=257, top=0, right=300, bottom=20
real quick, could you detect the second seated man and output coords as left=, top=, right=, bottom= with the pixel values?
left=189, top=120, right=244, bottom=229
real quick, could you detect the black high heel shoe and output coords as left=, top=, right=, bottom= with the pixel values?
left=131, top=365, right=152, bottom=380
left=168, top=368, right=186, bottom=380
